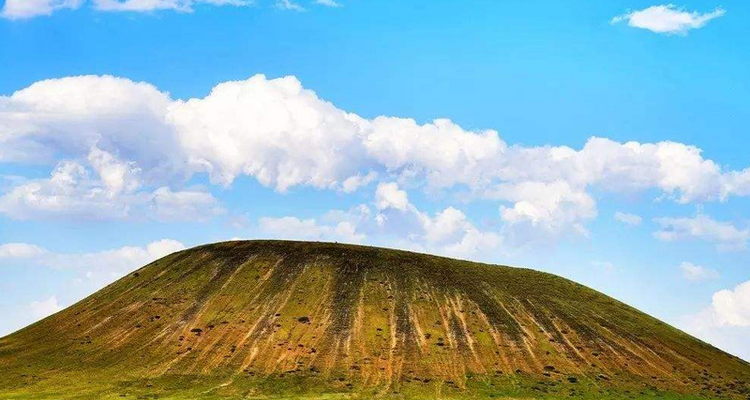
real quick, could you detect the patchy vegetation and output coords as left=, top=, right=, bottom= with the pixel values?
left=1, top=240, right=749, bottom=399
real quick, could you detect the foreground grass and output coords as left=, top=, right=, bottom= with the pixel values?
left=0, top=372, right=734, bottom=400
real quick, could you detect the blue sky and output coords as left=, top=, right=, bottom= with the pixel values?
left=1, top=0, right=749, bottom=360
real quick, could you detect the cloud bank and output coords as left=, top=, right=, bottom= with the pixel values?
left=2, top=74, right=749, bottom=239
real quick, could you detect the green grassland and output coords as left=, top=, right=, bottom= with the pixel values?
left=1, top=240, right=748, bottom=399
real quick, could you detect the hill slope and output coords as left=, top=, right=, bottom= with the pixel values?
left=1, top=240, right=749, bottom=400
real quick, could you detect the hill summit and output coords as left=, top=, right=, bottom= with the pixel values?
left=1, top=240, right=749, bottom=399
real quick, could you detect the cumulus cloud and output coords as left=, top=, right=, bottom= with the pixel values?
left=0, top=75, right=175, bottom=170
left=678, top=276, right=750, bottom=362
left=489, top=181, right=596, bottom=239
left=422, top=207, right=470, bottom=243
left=710, top=280, right=750, bottom=327
left=87, top=146, right=142, bottom=196
left=1, top=0, right=250, bottom=19
left=682, top=279, right=750, bottom=356
left=614, top=211, right=642, bottom=226
left=0, top=158, right=135, bottom=220
left=0, top=148, right=222, bottom=221
left=375, top=182, right=409, bottom=212
left=419, top=207, right=502, bottom=257
left=611, top=4, right=725, bottom=35
left=679, top=261, right=719, bottom=281
left=679, top=275, right=750, bottom=362
left=574, top=138, right=738, bottom=203
left=167, top=75, right=369, bottom=190
left=2, top=74, right=750, bottom=241
left=365, top=117, right=506, bottom=189
left=260, top=182, right=502, bottom=259
left=654, top=215, right=749, bottom=252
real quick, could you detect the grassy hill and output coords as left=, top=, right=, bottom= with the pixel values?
left=1, top=240, right=749, bottom=399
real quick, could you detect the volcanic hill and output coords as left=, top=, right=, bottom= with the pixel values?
left=1, top=240, right=749, bottom=399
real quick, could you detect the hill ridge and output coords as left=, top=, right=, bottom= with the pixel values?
left=1, top=240, right=748, bottom=400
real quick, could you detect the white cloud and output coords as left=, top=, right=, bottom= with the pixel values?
left=0, top=149, right=222, bottom=221
left=67, top=239, right=186, bottom=285
left=275, top=0, right=303, bottom=11
left=314, top=0, right=340, bottom=7
left=93, top=0, right=251, bottom=12
left=681, top=279, right=750, bottom=361
left=364, top=117, right=505, bottom=189
left=681, top=310, right=750, bottom=361
left=488, top=181, right=597, bottom=244
left=654, top=215, right=749, bottom=252
left=143, top=239, right=186, bottom=258
left=422, top=206, right=470, bottom=244
left=0, top=243, right=46, bottom=258
left=611, top=4, right=725, bottom=35
left=5, top=75, right=748, bottom=203
left=440, top=228, right=502, bottom=259
left=495, top=181, right=596, bottom=229
left=679, top=261, right=719, bottom=281
left=0, top=75, right=176, bottom=169
left=683, top=279, right=750, bottom=329
left=259, top=216, right=325, bottom=239
left=341, top=172, right=377, bottom=193
left=1, top=0, right=83, bottom=19
left=29, top=296, right=63, bottom=320
left=724, top=168, right=750, bottom=197
left=260, top=183, right=502, bottom=259
left=167, top=75, right=368, bottom=190
left=1, top=0, right=250, bottom=19
left=614, top=211, right=642, bottom=226
left=0, top=159, right=135, bottom=220
left=259, top=216, right=365, bottom=243
left=375, top=182, right=409, bottom=212
left=418, top=207, right=502, bottom=258
left=87, top=146, right=142, bottom=196
left=574, top=138, right=733, bottom=203
left=711, top=281, right=750, bottom=327
left=149, top=186, right=224, bottom=222
left=0, top=239, right=186, bottom=287
left=2, top=74, right=750, bottom=241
